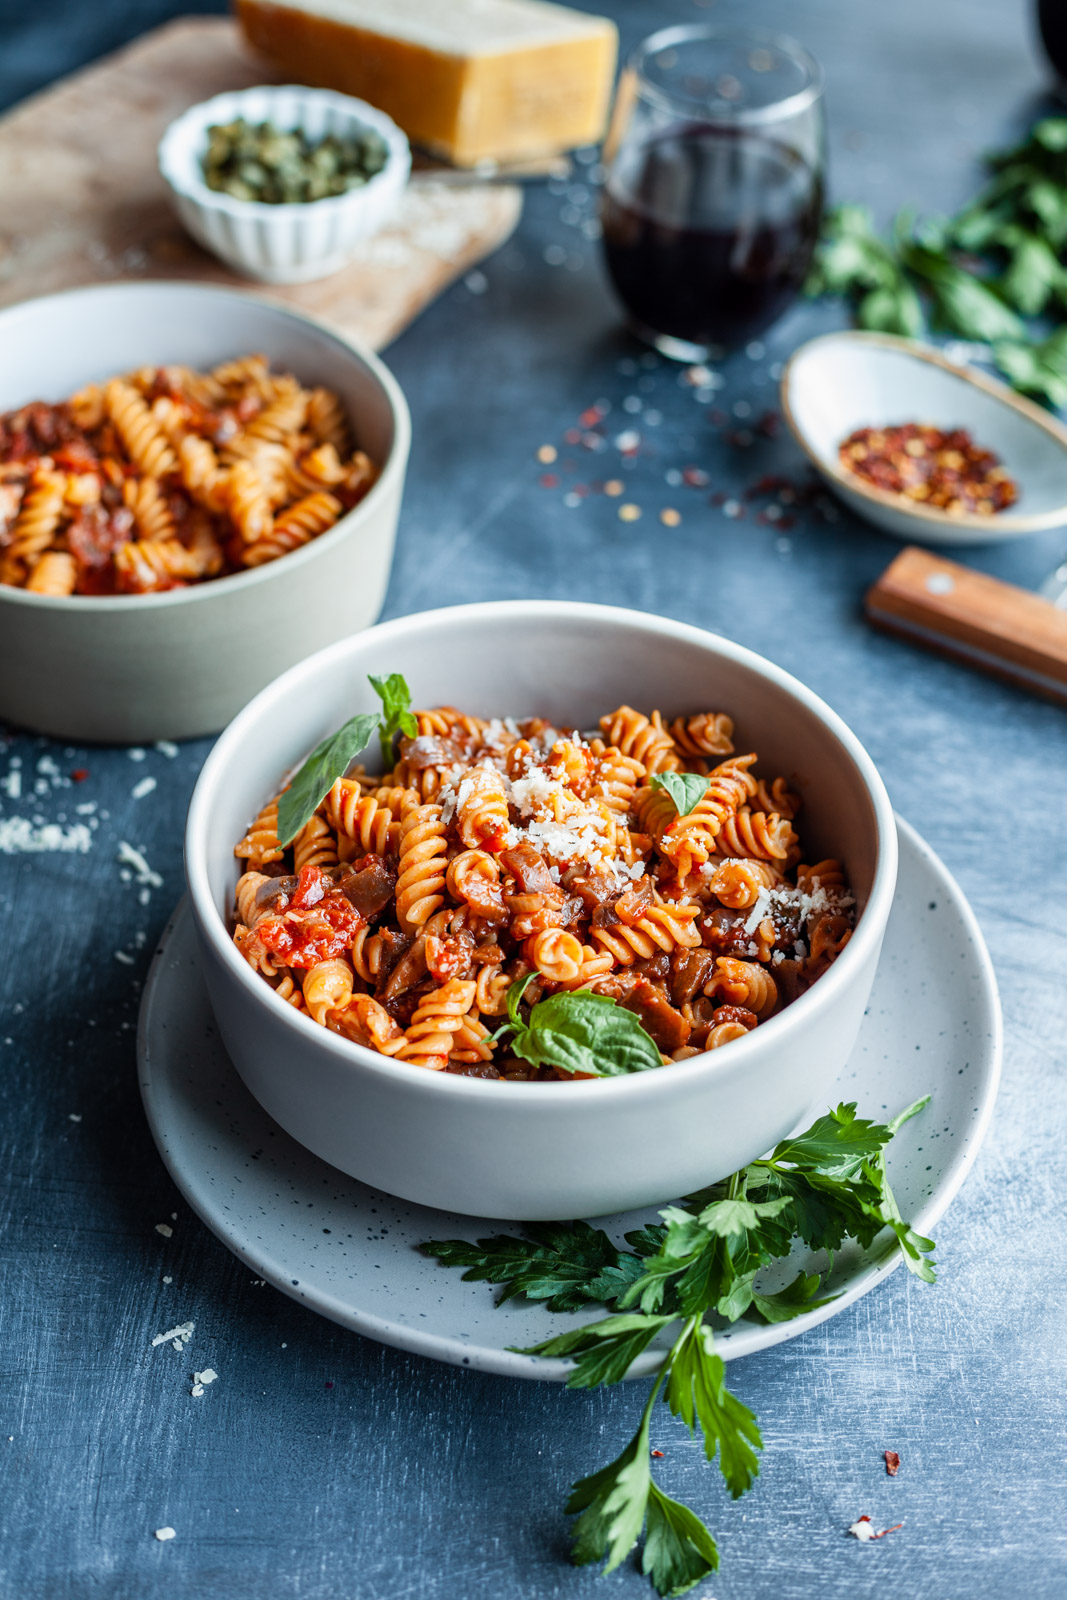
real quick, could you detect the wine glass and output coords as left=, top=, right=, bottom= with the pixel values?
left=600, top=23, right=826, bottom=361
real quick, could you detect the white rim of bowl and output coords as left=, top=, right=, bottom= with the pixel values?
left=780, top=330, right=1067, bottom=535
left=0, top=280, right=411, bottom=613
left=185, top=600, right=899, bottom=1102
left=158, top=84, right=411, bottom=220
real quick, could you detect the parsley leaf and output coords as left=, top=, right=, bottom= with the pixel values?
left=421, top=1222, right=645, bottom=1312
left=368, top=672, right=417, bottom=768
left=641, top=1484, right=720, bottom=1597
left=665, top=1319, right=761, bottom=1497
left=567, top=1389, right=658, bottom=1576
left=494, top=978, right=663, bottom=1077
left=649, top=772, right=711, bottom=816
left=994, top=325, right=1067, bottom=406
left=276, top=712, right=379, bottom=846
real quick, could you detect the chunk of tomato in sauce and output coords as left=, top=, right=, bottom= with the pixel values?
left=257, top=865, right=363, bottom=968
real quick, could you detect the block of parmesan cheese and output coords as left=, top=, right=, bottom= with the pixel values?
left=235, top=0, right=618, bottom=168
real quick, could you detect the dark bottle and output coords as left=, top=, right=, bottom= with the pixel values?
left=1038, top=0, right=1067, bottom=80
left=600, top=126, right=823, bottom=352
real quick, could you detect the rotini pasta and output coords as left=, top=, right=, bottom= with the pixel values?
left=231, top=700, right=855, bottom=1080
left=0, top=360, right=378, bottom=596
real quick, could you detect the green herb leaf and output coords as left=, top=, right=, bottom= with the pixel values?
left=664, top=1320, right=762, bottom=1498
left=766, top=1101, right=893, bottom=1178
left=649, top=772, right=711, bottom=817
left=276, top=713, right=380, bottom=845
left=997, top=227, right=1065, bottom=315
left=994, top=326, right=1067, bottom=406
left=496, top=988, right=663, bottom=1078
left=421, top=1222, right=645, bottom=1313
left=750, top=1270, right=840, bottom=1323
left=900, top=242, right=1025, bottom=341
left=641, top=1483, right=719, bottom=1597
left=567, top=1399, right=656, bottom=1575
left=519, top=1313, right=674, bottom=1390
left=369, top=672, right=417, bottom=767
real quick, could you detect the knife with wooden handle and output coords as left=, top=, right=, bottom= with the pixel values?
left=865, top=545, right=1067, bottom=705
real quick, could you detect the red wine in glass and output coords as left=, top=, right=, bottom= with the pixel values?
left=601, top=124, right=824, bottom=354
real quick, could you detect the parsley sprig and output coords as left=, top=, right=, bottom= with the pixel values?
left=424, top=1096, right=935, bottom=1596
left=808, top=116, right=1067, bottom=406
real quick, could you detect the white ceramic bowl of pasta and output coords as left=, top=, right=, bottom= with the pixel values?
left=158, top=85, right=411, bottom=285
left=185, top=601, right=898, bottom=1221
left=0, top=282, right=409, bottom=743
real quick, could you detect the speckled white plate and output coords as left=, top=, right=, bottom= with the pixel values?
left=137, top=816, right=1000, bottom=1380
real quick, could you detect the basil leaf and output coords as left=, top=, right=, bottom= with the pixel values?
left=649, top=772, right=711, bottom=817
left=511, top=990, right=663, bottom=1077
left=276, top=713, right=380, bottom=846
left=368, top=672, right=418, bottom=767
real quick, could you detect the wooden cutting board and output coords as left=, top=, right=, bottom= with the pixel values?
left=0, top=16, right=523, bottom=350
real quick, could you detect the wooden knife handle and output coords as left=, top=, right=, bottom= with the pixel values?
left=865, top=545, right=1067, bottom=705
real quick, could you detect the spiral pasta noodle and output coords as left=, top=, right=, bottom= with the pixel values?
left=0, top=357, right=377, bottom=596
left=231, top=698, right=854, bottom=1080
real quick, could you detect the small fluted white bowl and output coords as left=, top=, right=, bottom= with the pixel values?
left=185, top=601, right=899, bottom=1221
left=159, top=85, right=411, bottom=285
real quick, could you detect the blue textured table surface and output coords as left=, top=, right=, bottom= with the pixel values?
left=2, top=2, right=1066, bottom=1597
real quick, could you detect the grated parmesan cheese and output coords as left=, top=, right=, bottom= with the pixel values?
left=155, top=1223, right=173, bottom=1238
left=153, top=1527, right=176, bottom=1543
left=116, top=841, right=162, bottom=887
left=151, top=1321, right=194, bottom=1348
left=0, top=818, right=91, bottom=854
left=131, top=776, right=157, bottom=800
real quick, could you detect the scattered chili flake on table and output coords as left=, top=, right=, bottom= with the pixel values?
left=838, top=422, right=1017, bottom=515
left=71, top=768, right=89, bottom=782
left=884, top=1449, right=901, bottom=1476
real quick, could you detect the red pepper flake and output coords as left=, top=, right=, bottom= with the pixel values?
left=563, top=428, right=581, bottom=445
left=884, top=1450, right=900, bottom=1476
left=578, top=404, right=605, bottom=428
left=71, top=768, right=89, bottom=782
left=539, top=473, right=559, bottom=489
left=650, top=1449, right=664, bottom=1458
left=325, top=1381, right=334, bottom=1390
left=682, top=466, right=709, bottom=488
left=839, top=422, right=1018, bottom=514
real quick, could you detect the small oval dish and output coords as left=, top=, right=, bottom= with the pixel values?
left=158, top=85, right=411, bottom=285
left=781, top=330, right=1067, bottom=546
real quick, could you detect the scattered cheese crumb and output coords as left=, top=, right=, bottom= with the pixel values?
left=128, top=748, right=147, bottom=762
left=190, top=1384, right=204, bottom=1398
left=155, top=740, right=179, bottom=758
left=131, top=776, right=157, bottom=800
left=193, top=1368, right=217, bottom=1386
left=0, top=818, right=92, bottom=854
left=117, top=841, right=162, bottom=887
left=155, top=1223, right=173, bottom=1238
left=618, top=503, right=641, bottom=522
left=162, top=1276, right=172, bottom=1285
left=68, top=1113, right=81, bottom=1123
left=0, top=770, right=21, bottom=800
left=115, top=951, right=135, bottom=966
left=151, top=1321, right=194, bottom=1348
left=153, top=1527, right=176, bottom=1542
left=660, top=508, right=681, bottom=526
